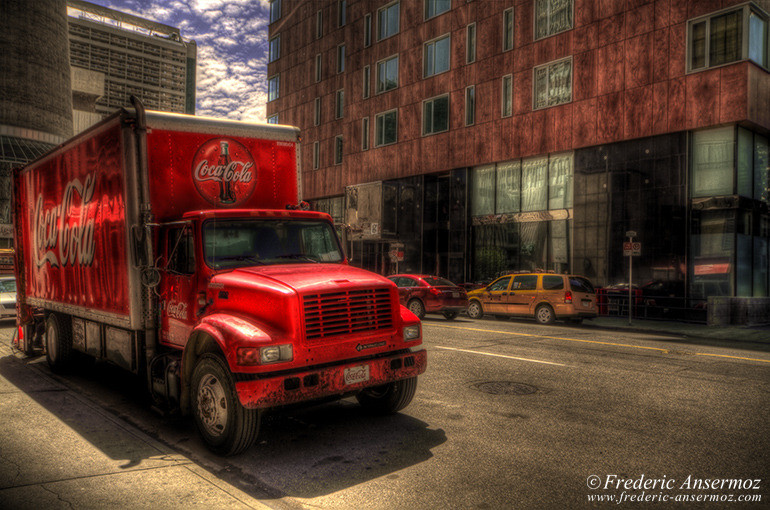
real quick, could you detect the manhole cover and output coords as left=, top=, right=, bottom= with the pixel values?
left=471, top=381, right=538, bottom=395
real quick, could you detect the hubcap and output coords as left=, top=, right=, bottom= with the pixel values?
left=538, top=308, right=550, bottom=322
left=469, top=303, right=479, bottom=317
left=409, top=302, right=422, bottom=315
left=197, top=374, right=228, bottom=437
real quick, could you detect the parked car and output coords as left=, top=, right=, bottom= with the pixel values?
left=466, top=272, right=597, bottom=324
left=387, top=274, right=469, bottom=320
left=0, top=276, right=16, bottom=320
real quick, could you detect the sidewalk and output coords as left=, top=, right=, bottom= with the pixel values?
left=584, top=316, right=770, bottom=344
left=0, top=339, right=269, bottom=509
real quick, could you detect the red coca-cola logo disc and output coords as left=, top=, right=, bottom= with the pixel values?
left=191, top=138, right=257, bottom=207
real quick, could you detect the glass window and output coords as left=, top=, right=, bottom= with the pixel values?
left=465, top=85, right=475, bottom=126
left=314, top=97, right=321, bottom=126
left=364, top=13, right=372, bottom=46
left=548, top=153, right=573, bottom=209
left=542, top=275, right=564, bottom=290
left=375, top=109, right=398, bottom=147
left=496, top=160, right=520, bottom=213
left=488, top=276, right=511, bottom=292
left=334, top=135, right=343, bottom=165
left=338, top=0, right=347, bottom=27
left=535, top=0, right=573, bottom=40
left=422, top=94, right=449, bottom=135
left=362, top=117, right=370, bottom=151
left=315, top=54, right=322, bottom=83
left=337, top=44, right=346, bottom=73
left=269, top=0, right=281, bottom=24
left=363, top=65, right=371, bottom=99
left=313, top=141, right=320, bottom=170
left=467, top=23, right=476, bottom=63
left=316, top=10, right=323, bottom=39
left=690, top=210, right=735, bottom=298
left=691, top=21, right=707, bottom=69
left=749, top=12, right=768, bottom=68
left=425, top=0, right=450, bottom=20
left=502, top=75, right=512, bottom=117
left=335, top=89, right=344, bottom=119
left=471, top=164, right=495, bottom=216
left=378, top=2, right=400, bottom=40
left=424, top=35, right=451, bottom=77
left=167, top=227, right=195, bottom=275
left=754, top=236, right=768, bottom=296
left=512, top=274, right=537, bottom=290
left=423, top=276, right=457, bottom=287
left=710, top=10, right=742, bottom=67
left=738, top=127, right=753, bottom=198
left=268, top=35, right=280, bottom=63
left=520, top=221, right=548, bottom=270
left=569, top=276, right=595, bottom=293
left=521, top=157, right=548, bottom=211
left=533, top=57, right=572, bottom=110
left=691, top=126, right=734, bottom=197
left=267, top=114, right=278, bottom=124
left=503, top=8, right=514, bottom=51
left=268, top=75, right=279, bottom=101
left=755, top=134, right=769, bottom=202
left=377, top=55, right=399, bottom=93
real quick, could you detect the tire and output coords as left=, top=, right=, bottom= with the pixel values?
left=407, top=299, right=425, bottom=319
left=535, top=304, right=555, bottom=325
left=191, top=353, right=261, bottom=456
left=442, top=311, right=458, bottom=320
left=356, top=377, right=417, bottom=414
left=45, top=314, right=74, bottom=373
left=467, top=300, right=483, bottom=319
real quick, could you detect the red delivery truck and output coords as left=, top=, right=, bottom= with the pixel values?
left=13, top=100, right=426, bottom=455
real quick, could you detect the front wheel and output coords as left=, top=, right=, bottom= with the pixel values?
left=356, top=377, right=417, bottom=414
left=46, top=314, right=74, bottom=372
left=467, top=300, right=483, bottom=319
left=407, top=299, right=426, bottom=319
left=191, top=354, right=261, bottom=456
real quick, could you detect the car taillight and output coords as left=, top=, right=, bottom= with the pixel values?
left=429, top=287, right=441, bottom=296
left=564, top=290, right=573, bottom=303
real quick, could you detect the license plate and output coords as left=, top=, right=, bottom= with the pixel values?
left=582, top=300, right=592, bottom=308
left=452, top=292, right=459, bottom=298
left=344, top=365, right=370, bottom=385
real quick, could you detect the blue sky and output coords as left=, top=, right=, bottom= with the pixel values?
left=84, top=0, right=271, bottom=121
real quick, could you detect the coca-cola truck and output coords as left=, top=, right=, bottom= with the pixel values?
left=13, top=101, right=426, bottom=455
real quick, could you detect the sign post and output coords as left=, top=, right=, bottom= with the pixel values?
left=623, top=231, right=640, bottom=325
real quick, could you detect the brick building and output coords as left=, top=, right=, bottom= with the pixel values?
left=267, top=0, right=770, bottom=308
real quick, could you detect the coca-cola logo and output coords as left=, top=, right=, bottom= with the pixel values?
left=33, top=174, right=97, bottom=268
left=192, top=138, right=257, bottom=207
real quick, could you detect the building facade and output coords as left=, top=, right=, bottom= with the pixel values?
left=267, top=0, right=770, bottom=307
left=67, top=0, right=197, bottom=123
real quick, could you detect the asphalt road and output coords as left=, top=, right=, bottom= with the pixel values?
left=3, top=319, right=769, bottom=508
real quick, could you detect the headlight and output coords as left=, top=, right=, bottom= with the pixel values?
left=237, top=344, right=293, bottom=365
left=403, top=325, right=421, bottom=341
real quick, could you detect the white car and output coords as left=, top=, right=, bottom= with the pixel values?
left=0, top=277, right=16, bottom=319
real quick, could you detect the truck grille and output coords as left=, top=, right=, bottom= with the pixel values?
left=303, top=288, right=393, bottom=340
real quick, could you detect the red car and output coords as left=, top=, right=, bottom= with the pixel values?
left=387, top=274, right=469, bottom=320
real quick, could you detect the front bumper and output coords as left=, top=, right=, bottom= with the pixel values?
left=235, top=349, right=427, bottom=409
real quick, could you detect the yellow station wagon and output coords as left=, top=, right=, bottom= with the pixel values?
left=466, top=272, right=598, bottom=324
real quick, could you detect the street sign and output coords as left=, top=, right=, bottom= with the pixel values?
left=623, top=241, right=641, bottom=257
left=625, top=230, right=637, bottom=238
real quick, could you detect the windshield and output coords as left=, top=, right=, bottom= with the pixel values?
left=203, top=219, right=344, bottom=270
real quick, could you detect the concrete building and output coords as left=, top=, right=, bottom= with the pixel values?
left=267, top=0, right=770, bottom=312
left=67, top=0, right=197, bottom=126
left=0, top=0, right=74, bottom=247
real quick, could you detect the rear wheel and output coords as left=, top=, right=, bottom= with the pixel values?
left=467, top=300, right=483, bottom=319
left=191, top=354, right=261, bottom=456
left=357, top=377, right=417, bottom=414
left=407, top=299, right=425, bottom=319
left=442, top=311, right=458, bottom=320
left=45, top=314, right=74, bottom=373
left=535, top=304, right=555, bottom=325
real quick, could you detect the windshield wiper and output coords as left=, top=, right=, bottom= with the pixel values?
left=277, top=254, right=319, bottom=263
left=216, top=255, right=265, bottom=266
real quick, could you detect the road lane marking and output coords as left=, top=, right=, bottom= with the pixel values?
left=425, top=323, right=770, bottom=364
left=433, top=345, right=567, bottom=366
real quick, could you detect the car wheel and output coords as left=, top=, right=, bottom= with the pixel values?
left=356, top=377, right=417, bottom=414
left=442, top=311, right=458, bottom=320
left=407, top=299, right=425, bottom=319
left=467, top=300, right=483, bottom=319
left=535, top=305, right=555, bottom=325
left=191, top=353, right=261, bottom=456
left=46, top=314, right=74, bottom=373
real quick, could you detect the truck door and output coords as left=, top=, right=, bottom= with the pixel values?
left=159, top=225, right=197, bottom=348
